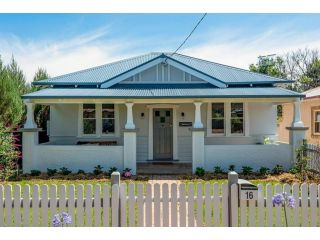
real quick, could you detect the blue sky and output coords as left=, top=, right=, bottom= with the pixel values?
left=0, top=14, right=319, bottom=82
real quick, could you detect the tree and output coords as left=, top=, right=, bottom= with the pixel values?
left=6, top=57, right=30, bottom=94
left=249, top=56, right=287, bottom=79
left=32, top=68, right=50, bottom=130
left=0, top=56, right=24, bottom=126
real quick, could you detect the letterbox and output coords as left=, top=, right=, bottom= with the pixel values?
left=238, top=179, right=258, bottom=201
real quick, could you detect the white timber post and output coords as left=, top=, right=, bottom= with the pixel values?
left=111, top=172, right=121, bottom=226
left=124, top=102, right=137, bottom=175
left=20, top=101, right=41, bottom=173
left=192, top=101, right=205, bottom=173
left=286, top=98, right=308, bottom=166
left=228, top=171, right=239, bottom=227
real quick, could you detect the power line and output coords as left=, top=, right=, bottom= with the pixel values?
left=165, top=13, right=207, bottom=62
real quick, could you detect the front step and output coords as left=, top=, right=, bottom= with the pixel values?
left=137, top=162, right=192, bottom=175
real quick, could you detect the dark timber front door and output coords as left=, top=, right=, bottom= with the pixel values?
left=153, top=109, right=173, bottom=160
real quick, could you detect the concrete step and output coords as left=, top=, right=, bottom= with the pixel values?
left=137, top=162, right=192, bottom=175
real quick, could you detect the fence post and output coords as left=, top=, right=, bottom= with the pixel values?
left=111, top=172, right=121, bottom=226
left=228, top=171, right=238, bottom=227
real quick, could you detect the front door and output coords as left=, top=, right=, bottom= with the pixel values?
left=153, top=109, right=173, bottom=160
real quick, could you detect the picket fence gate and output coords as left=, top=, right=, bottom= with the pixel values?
left=0, top=182, right=320, bottom=227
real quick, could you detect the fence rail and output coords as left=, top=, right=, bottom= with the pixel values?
left=0, top=182, right=320, bottom=227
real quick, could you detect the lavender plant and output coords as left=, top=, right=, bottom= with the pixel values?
left=52, top=212, right=72, bottom=227
left=272, top=192, right=295, bottom=226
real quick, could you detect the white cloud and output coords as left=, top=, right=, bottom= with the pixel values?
left=0, top=27, right=136, bottom=82
left=0, top=20, right=319, bottom=83
left=182, top=26, right=320, bottom=70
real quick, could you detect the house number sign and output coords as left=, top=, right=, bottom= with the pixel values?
left=240, top=185, right=258, bottom=200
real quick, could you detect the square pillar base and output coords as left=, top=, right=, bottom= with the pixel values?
left=18, top=128, right=41, bottom=173
left=123, top=130, right=137, bottom=175
left=192, top=128, right=205, bottom=173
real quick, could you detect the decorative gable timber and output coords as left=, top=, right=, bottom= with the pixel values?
left=120, top=64, right=208, bottom=84
left=100, top=55, right=227, bottom=88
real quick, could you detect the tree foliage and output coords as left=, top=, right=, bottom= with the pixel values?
left=249, top=48, right=320, bottom=93
left=0, top=56, right=25, bottom=126
left=32, top=68, right=50, bottom=129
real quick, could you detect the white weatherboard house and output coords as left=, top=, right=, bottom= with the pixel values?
left=21, top=53, right=307, bottom=174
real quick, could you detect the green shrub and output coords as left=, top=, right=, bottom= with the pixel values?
left=272, top=165, right=284, bottom=175
left=93, top=165, right=104, bottom=175
left=47, top=168, right=57, bottom=176
left=289, top=167, right=298, bottom=174
left=228, top=165, right=235, bottom=171
left=108, top=167, right=118, bottom=175
left=294, top=139, right=310, bottom=180
left=242, top=166, right=253, bottom=175
left=0, top=123, right=19, bottom=180
left=195, top=167, right=205, bottom=177
left=30, top=170, right=41, bottom=176
left=59, top=167, right=72, bottom=175
left=259, top=167, right=270, bottom=175
left=214, top=166, right=224, bottom=174
left=77, top=169, right=86, bottom=174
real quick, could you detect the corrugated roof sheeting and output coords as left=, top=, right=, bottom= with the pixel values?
left=34, top=52, right=291, bottom=86
left=23, top=87, right=304, bottom=99
left=34, top=53, right=161, bottom=85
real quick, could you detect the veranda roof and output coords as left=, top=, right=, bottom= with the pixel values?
left=23, top=85, right=304, bottom=99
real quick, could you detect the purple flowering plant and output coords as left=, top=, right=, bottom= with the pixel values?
left=272, top=192, right=295, bottom=226
left=52, top=212, right=72, bottom=227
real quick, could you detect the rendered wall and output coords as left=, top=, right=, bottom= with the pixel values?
left=27, top=145, right=124, bottom=172
left=204, top=143, right=292, bottom=171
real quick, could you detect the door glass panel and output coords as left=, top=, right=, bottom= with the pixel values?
left=155, top=110, right=160, bottom=117
left=166, top=111, right=171, bottom=117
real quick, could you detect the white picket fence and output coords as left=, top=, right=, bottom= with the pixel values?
left=0, top=182, right=319, bottom=227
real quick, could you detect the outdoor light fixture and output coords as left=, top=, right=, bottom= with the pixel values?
left=181, top=112, right=185, bottom=118
left=141, top=112, right=145, bottom=118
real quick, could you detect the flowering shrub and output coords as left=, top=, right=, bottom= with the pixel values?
left=272, top=192, right=295, bottom=226
left=122, top=168, right=132, bottom=178
left=52, top=212, right=72, bottom=227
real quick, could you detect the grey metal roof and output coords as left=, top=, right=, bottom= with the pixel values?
left=23, top=85, right=303, bottom=99
left=33, top=52, right=292, bottom=86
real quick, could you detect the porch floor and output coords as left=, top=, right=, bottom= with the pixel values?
left=137, top=162, right=192, bottom=175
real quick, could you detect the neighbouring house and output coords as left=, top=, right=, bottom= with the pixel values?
left=278, top=86, right=320, bottom=145
left=21, top=52, right=307, bottom=174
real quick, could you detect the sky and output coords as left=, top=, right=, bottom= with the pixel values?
left=0, top=13, right=319, bottom=82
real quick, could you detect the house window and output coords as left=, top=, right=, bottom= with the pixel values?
left=83, top=104, right=96, bottom=134
left=231, top=103, right=244, bottom=134
left=314, top=110, right=320, bottom=134
left=211, top=103, right=225, bottom=134
left=102, top=104, right=115, bottom=134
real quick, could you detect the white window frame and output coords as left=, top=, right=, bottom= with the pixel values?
left=207, top=102, right=226, bottom=136
left=207, top=101, right=249, bottom=137
left=313, top=109, right=320, bottom=135
left=230, top=102, right=245, bottom=136
left=78, top=103, right=119, bottom=137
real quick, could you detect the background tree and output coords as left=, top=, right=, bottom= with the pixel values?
left=0, top=56, right=24, bottom=126
left=32, top=68, right=50, bottom=137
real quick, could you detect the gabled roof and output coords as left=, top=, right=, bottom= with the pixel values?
left=303, top=86, right=320, bottom=99
left=33, top=52, right=292, bottom=87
